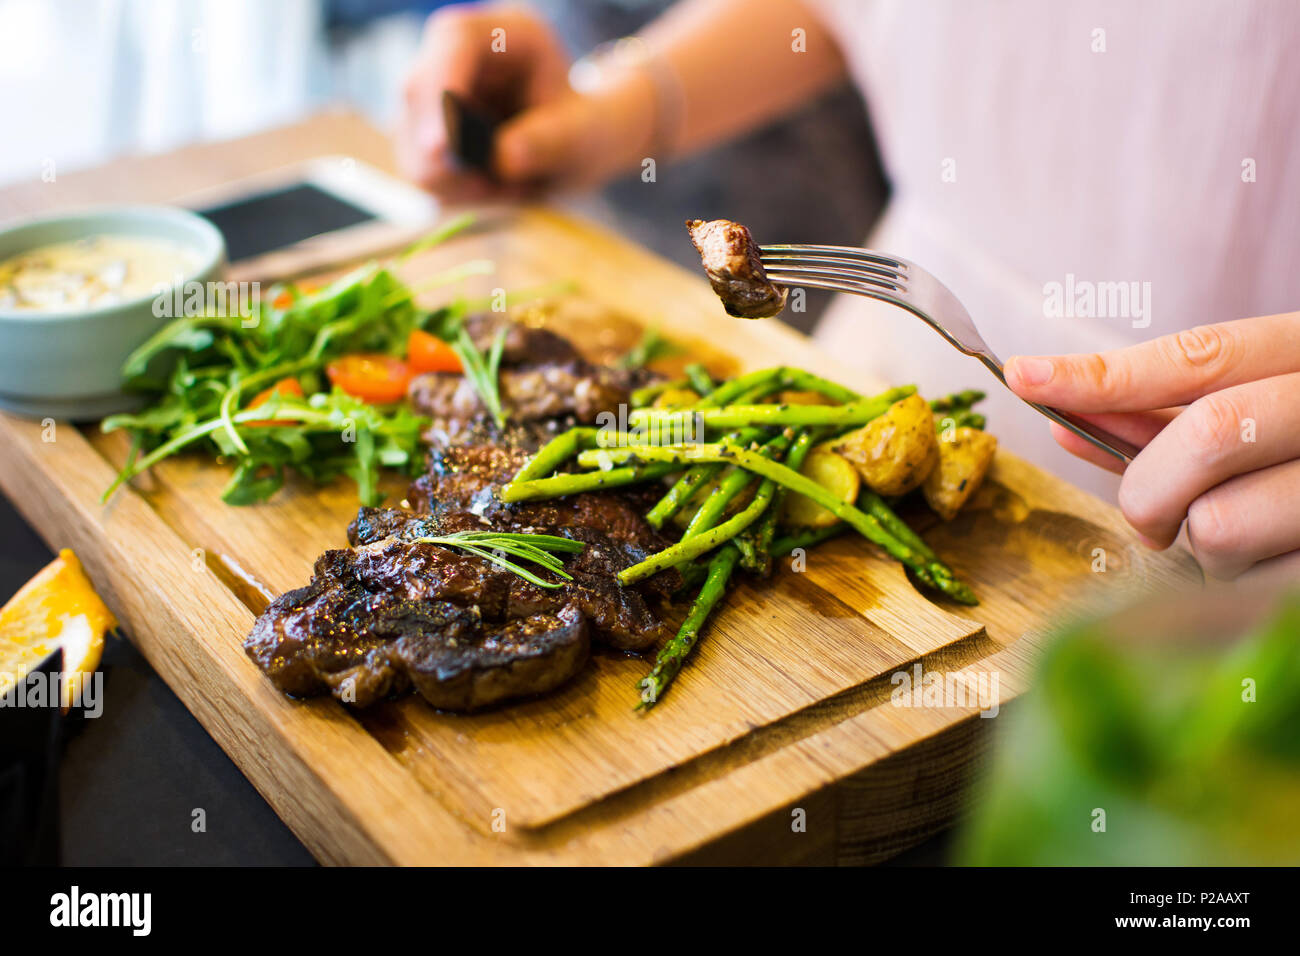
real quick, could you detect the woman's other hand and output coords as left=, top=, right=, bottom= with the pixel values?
left=396, top=3, right=653, bottom=200
left=1006, top=312, right=1300, bottom=580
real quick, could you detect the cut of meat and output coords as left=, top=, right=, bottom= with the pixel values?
left=244, top=314, right=679, bottom=711
left=687, top=218, right=788, bottom=319
left=245, top=543, right=590, bottom=710
left=408, top=363, right=635, bottom=425
left=404, top=443, right=677, bottom=585
left=407, top=312, right=654, bottom=429
left=346, top=508, right=672, bottom=650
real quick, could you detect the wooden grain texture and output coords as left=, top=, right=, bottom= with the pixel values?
left=0, top=114, right=1204, bottom=865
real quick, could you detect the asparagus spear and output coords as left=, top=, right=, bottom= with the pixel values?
left=646, top=462, right=723, bottom=528
left=625, top=386, right=914, bottom=432
left=636, top=544, right=740, bottom=709
left=620, top=476, right=776, bottom=584
left=618, top=325, right=679, bottom=369
left=579, top=442, right=975, bottom=604
left=643, top=426, right=765, bottom=528
left=928, top=389, right=986, bottom=413
left=695, top=366, right=863, bottom=408
left=630, top=378, right=689, bottom=407
left=739, top=428, right=817, bottom=573
left=935, top=409, right=987, bottom=432
left=769, top=523, right=848, bottom=556
left=733, top=534, right=764, bottom=572
left=499, top=461, right=678, bottom=502
left=503, top=426, right=596, bottom=488
left=683, top=363, right=715, bottom=395
left=641, top=376, right=792, bottom=526
left=683, top=429, right=795, bottom=537
left=857, top=488, right=937, bottom=562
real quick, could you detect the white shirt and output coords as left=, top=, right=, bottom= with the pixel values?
left=806, top=0, right=1300, bottom=498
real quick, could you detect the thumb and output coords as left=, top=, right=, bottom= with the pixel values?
left=1004, top=353, right=1131, bottom=412
left=493, top=96, right=598, bottom=184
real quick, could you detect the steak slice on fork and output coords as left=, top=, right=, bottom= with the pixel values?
left=687, top=218, right=789, bottom=319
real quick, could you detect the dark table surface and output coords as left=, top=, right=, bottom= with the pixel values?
left=1, top=491, right=315, bottom=866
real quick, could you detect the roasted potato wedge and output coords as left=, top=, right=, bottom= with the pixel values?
left=833, top=393, right=940, bottom=496
left=781, top=446, right=860, bottom=528
left=923, top=426, right=998, bottom=520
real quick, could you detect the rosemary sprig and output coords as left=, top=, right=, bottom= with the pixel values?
left=451, top=324, right=509, bottom=427
left=412, top=530, right=584, bottom=588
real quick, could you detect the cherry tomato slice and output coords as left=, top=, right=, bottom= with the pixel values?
left=326, top=354, right=413, bottom=404
left=407, top=329, right=463, bottom=374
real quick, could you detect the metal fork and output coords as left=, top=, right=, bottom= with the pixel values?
left=760, top=244, right=1140, bottom=462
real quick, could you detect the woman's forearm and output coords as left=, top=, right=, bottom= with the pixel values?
left=639, top=0, right=848, bottom=155
left=404, top=0, right=848, bottom=193
left=578, top=0, right=848, bottom=173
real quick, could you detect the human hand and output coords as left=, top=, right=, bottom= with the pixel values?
left=397, top=3, right=653, bottom=200
left=1005, top=312, right=1300, bottom=580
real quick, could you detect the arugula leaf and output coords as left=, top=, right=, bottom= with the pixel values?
left=100, top=221, right=483, bottom=505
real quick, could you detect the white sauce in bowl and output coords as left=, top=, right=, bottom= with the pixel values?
left=0, top=234, right=202, bottom=313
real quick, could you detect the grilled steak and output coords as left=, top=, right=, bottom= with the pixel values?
left=464, top=312, right=581, bottom=366
left=245, top=546, right=589, bottom=710
left=408, top=312, right=652, bottom=429
left=687, top=218, right=788, bottom=319
left=410, top=363, right=635, bottom=425
left=245, top=314, right=678, bottom=711
left=405, top=443, right=675, bottom=581
left=347, top=507, right=671, bottom=651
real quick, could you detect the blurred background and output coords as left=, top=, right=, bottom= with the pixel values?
left=0, top=0, right=887, bottom=333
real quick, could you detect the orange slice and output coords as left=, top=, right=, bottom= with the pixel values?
left=0, top=548, right=117, bottom=710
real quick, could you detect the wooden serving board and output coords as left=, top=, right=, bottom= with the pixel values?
left=0, top=205, right=1201, bottom=865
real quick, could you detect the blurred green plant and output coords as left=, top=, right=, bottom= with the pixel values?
left=957, top=589, right=1300, bottom=865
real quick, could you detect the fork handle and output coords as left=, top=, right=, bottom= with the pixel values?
left=1024, top=402, right=1141, bottom=462
left=978, top=358, right=1139, bottom=462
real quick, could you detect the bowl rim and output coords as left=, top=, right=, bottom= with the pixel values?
left=0, top=204, right=226, bottom=323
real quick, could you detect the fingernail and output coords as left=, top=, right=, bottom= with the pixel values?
left=1011, top=356, right=1054, bottom=387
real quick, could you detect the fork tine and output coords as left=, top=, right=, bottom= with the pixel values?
left=760, top=258, right=908, bottom=289
left=761, top=251, right=909, bottom=292
left=759, top=245, right=908, bottom=290
left=760, top=251, right=905, bottom=271
left=759, top=244, right=907, bottom=272
left=761, top=269, right=906, bottom=296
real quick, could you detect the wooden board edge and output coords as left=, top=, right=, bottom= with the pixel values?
left=0, top=413, right=508, bottom=865
left=1, top=411, right=1049, bottom=865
